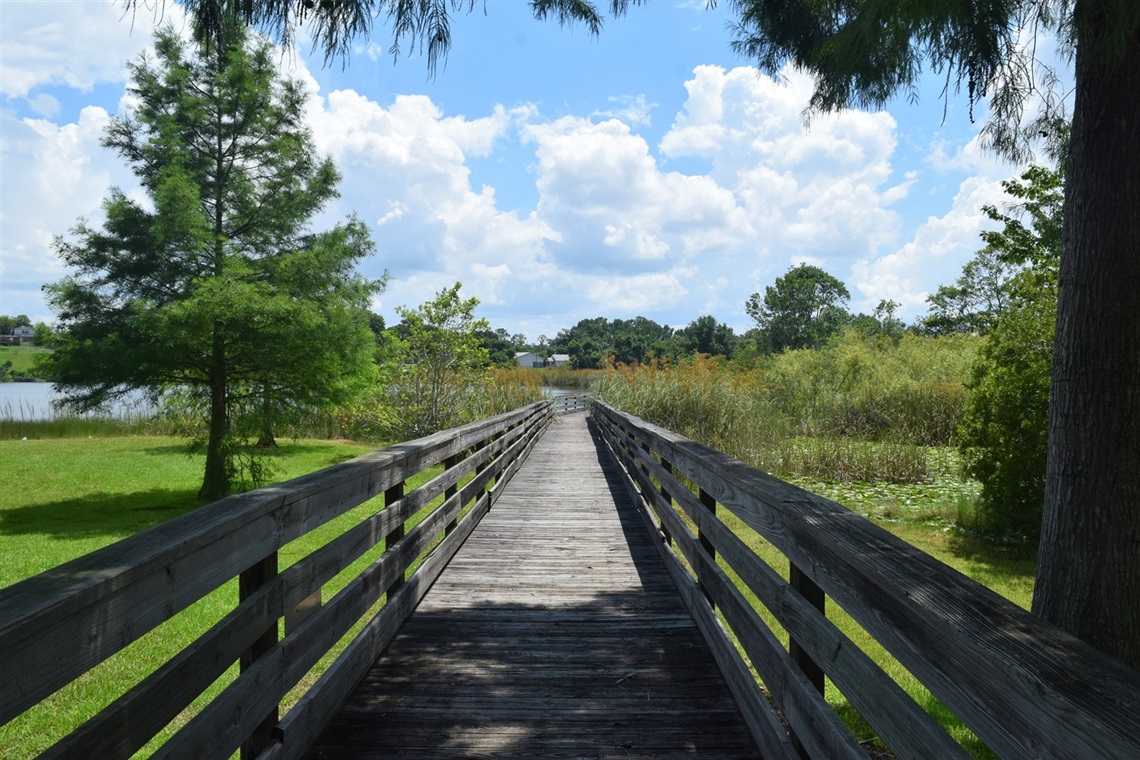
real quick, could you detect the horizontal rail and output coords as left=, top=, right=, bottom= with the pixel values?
left=550, top=391, right=591, bottom=415
left=591, top=400, right=1140, bottom=760
left=0, top=400, right=552, bottom=759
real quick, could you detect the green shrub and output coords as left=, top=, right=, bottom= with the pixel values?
left=957, top=298, right=1053, bottom=540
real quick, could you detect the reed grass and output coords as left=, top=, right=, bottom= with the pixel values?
left=0, top=399, right=165, bottom=439
left=534, top=366, right=599, bottom=388
left=593, top=336, right=978, bottom=486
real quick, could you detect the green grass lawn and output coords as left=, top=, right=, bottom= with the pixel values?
left=0, top=434, right=397, bottom=757
left=0, top=345, right=49, bottom=379
left=0, top=431, right=1035, bottom=758
left=0, top=436, right=380, bottom=586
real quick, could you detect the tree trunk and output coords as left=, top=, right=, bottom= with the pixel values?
left=1034, top=12, right=1140, bottom=670
left=256, top=384, right=278, bottom=448
left=200, top=341, right=230, bottom=502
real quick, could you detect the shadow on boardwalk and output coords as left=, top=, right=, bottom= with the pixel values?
left=304, top=413, right=760, bottom=759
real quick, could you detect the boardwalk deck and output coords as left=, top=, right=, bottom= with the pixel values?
left=303, top=411, right=761, bottom=759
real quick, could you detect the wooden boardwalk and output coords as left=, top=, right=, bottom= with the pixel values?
left=304, top=411, right=761, bottom=759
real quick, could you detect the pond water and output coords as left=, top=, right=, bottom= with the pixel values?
left=0, top=382, right=588, bottom=420
left=0, top=382, right=153, bottom=421
left=543, top=387, right=585, bottom=398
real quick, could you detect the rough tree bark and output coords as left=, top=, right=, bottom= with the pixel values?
left=1034, top=11, right=1140, bottom=671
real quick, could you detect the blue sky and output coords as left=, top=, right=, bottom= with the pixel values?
left=1, top=1, right=1060, bottom=341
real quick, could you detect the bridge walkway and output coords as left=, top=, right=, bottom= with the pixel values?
left=303, top=411, right=761, bottom=759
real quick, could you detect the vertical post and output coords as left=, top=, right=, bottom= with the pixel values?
left=698, top=488, right=717, bottom=605
left=384, top=482, right=405, bottom=599
left=443, top=453, right=459, bottom=535
left=657, top=456, right=674, bottom=547
left=239, top=552, right=278, bottom=760
left=474, top=441, right=489, bottom=507
left=789, top=562, right=826, bottom=695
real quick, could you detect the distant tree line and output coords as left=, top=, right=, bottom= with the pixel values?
left=37, top=17, right=1055, bottom=560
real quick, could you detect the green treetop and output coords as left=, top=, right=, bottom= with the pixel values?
left=46, top=24, right=384, bottom=501
left=746, top=264, right=851, bottom=352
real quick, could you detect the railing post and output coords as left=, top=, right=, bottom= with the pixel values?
left=443, top=453, right=459, bottom=535
left=239, top=551, right=278, bottom=760
left=474, top=440, right=489, bottom=507
left=698, top=488, right=717, bottom=605
left=789, top=562, right=826, bottom=695
left=384, top=482, right=405, bottom=599
left=657, top=456, right=674, bottom=547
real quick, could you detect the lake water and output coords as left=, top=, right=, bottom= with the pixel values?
left=1, top=383, right=587, bottom=420
left=0, top=382, right=153, bottom=420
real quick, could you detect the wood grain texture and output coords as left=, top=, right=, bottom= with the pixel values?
left=300, top=413, right=760, bottom=759
left=592, top=401, right=1140, bottom=760
left=0, top=403, right=548, bottom=727
left=593, top=411, right=966, bottom=759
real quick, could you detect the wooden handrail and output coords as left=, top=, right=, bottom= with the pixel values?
left=0, top=400, right=552, bottom=760
left=549, top=391, right=591, bottom=415
left=591, top=399, right=1140, bottom=760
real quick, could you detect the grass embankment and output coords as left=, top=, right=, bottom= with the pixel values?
left=592, top=337, right=1034, bottom=757
left=0, top=432, right=437, bottom=757
left=0, top=346, right=50, bottom=381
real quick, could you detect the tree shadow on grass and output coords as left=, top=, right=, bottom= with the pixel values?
left=0, top=487, right=200, bottom=540
left=944, top=530, right=1037, bottom=577
left=0, top=440, right=375, bottom=541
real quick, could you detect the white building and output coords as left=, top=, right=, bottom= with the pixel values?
left=515, top=352, right=572, bottom=369
left=1, top=325, right=35, bottom=346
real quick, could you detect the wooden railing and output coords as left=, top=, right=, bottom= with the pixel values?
left=0, top=401, right=552, bottom=760
left=591, top=400, right=1140, bottom=760
left=550, top=391, right=591, bottom=415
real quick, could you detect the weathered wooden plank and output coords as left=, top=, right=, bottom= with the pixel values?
left=597, top=410, right=968, bottom=759
left=299, top=412, right=760, bottom=759
left=598, top=422, right=798, bottom=759
left=155, top=433, right=529, bottom=760
left=0, top=403, right=549, bottom=726
left=593, top=401, right=1140, bottom=760
left=606, top=429, right=862, bottom=760
left=31, top=410, right=544, bottom=760
left=265, top=496, right=491, bottom=760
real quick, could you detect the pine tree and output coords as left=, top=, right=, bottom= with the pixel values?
left=46, top=24, right=383, bottom=501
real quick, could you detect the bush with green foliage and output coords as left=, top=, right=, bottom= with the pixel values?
left=954, top=165, right=1062, bottom=541
left=958, top=294, right=1054, bottom=539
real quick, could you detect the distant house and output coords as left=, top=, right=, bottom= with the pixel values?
left=515, top=351, right=572, bottom=369
left=0, top=325, right=35, bottom=346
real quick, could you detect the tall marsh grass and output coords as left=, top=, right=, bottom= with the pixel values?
left=777, top=438, right=929, bottom=483
left=591, top=354, right=791, bottom=468
left=593, top=333, right=977, bottom=484
left=762, top=332, right=980, bottom=446
left=338, top=367, right=546, bottom=443
left=535, top=367, right=600, bottom=388
left=0, top=397, right=167, bottom=439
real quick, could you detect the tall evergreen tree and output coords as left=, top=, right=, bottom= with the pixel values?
left=46, top=24, right=383, bottom=501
